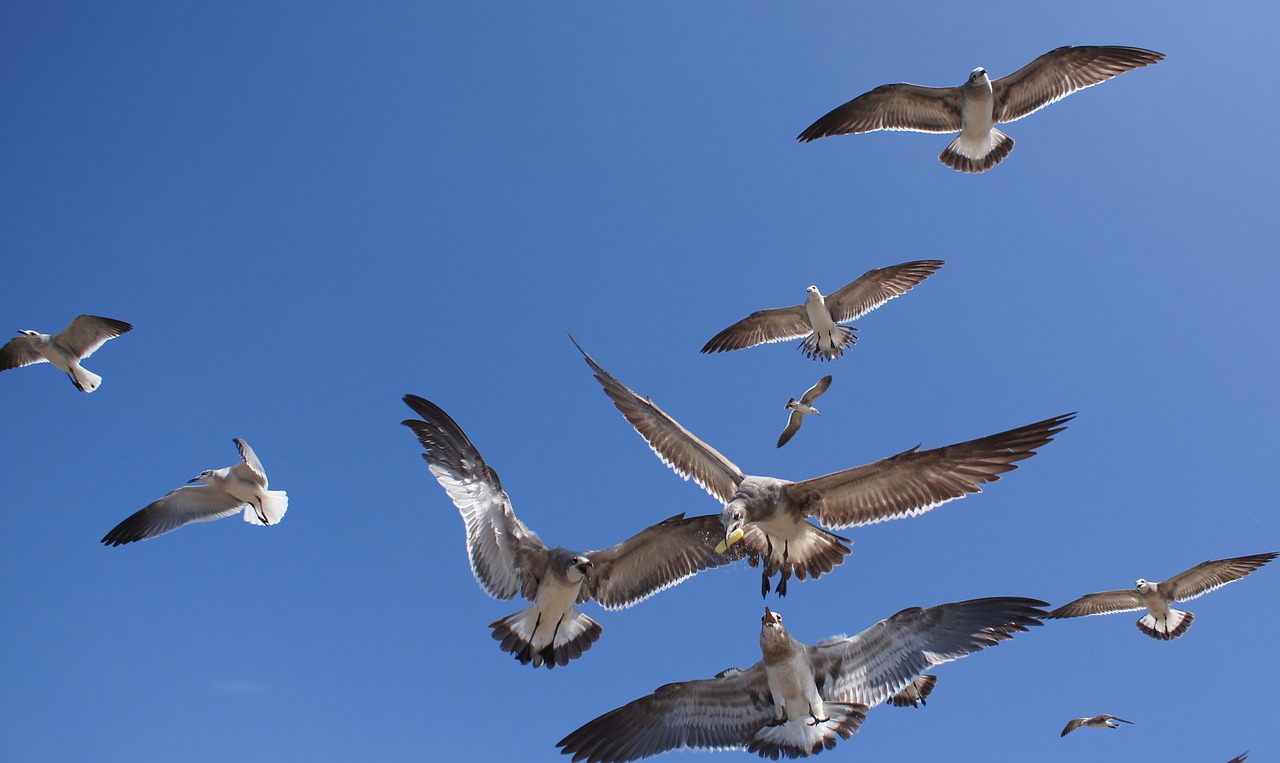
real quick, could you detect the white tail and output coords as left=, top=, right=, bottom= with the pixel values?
left=800, top=326, right=856, bottom=361
left=1137, top=608, right=1194, bottom=640
left=243, top=490, right=289, bottom=526
left=939, top=128, right=1015, bottom=173
left=747, top=701, right=866, bottom=758
left=490, top=605, right=602, bottom=669
left=69, top=365, right=103, bottom=393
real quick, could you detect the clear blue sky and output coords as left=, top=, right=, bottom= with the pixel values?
left=2, top=2, right=1275, bottom=761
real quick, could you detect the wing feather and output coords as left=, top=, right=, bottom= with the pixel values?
left=101, top=484, right=246, bottom=546
left=587, top=513, right=741, bottom=610
left=700, top=305, right=811, bottom=354
left=798, top=83, right=963, bottom=141
left=993, top=46, right=1164, bottom=124
left=1044, top=589, right=1145, bottom=618
left=0, top=336, right=44, bottom=370
left=1162, top=552, right=1277, bottom=603
left=55, top=315, right=133, bottom=359
left=824, top=260, right=944, bottom=324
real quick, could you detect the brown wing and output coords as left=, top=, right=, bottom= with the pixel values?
left=1161, top=552, right=1277, bottom=603
left=573, top=335, right=745, bottom=503
left=1044, top=590, right=1144, bottom=619
left=586, top=513, right=742, bottom=610
left=798, top=83, right=963, bottom=141
left=701, top=304, right=812, bottom=354
left=777, top=410, right=806, bottom=449
left=791, top=414, right=1073, bottom=530
left=824, top=260, right=944, bottom=324
left=0, top=336, right=44, bottom=371
left=993, top=46, right=1164, bottom=124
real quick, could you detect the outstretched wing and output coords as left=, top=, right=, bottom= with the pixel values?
left=797, top=83, right=963, bottom=141
left=791, top=413, right=1073, bottom=529
left=572, top=335, right=745, bottom=504
left=0, top=336, right=44, bottom=370
left=1044, top=589, right=1145, bottom=619
left=993, top=46, right=1164, bottom=124
left=799, top=375, right=832, bottom=406
left=55, top=315, right=133, bottom=359
left=101, top=484, right=246, bottom=546
left=824, top=260, right=944, bottom=324
left=587, top=513, right=741, bottom=610
left=700, top=304, right=812, bottom=354
left=557, top=663, right=773, bottom=763
left=232, top=438, right=270, bottom=488
left=1162, top=552, right=1277, bottom=603
left=401, top=394, right=548, bottom=600
left=777, top=409, right=806, bottom=449
left=810, top=597, right=1047, bottom=706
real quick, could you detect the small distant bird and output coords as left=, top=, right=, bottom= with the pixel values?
left=558, top=599, right=1046, bottom=761
left=1225, top=752, right=1249, bottom=763
left=101, top=439, right=288, bottom=546
left=778, top=376, right=832, bottom=448
left=797, top=45, right=1164, bottom=173
left=0, top=315, right=132, bottom=392
left=702, top=261, right=942, bottom=361
left=574, top=334, right=1072, bottom=597
left=1046, top=553, right=1277, bottom=640
left=888, top=675, right=936, bottom=708
left=401, top=395, right=738, bottom=669
left=1060, top=714, right=1133, bottom=737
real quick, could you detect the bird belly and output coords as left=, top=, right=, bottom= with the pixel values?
left=528, top=578, right=583, bottom=650
left=766, top=654, right=823, bottom=720
left=959, top=90, right=996, bottom=136
left=804, top=300, right=837, bottom=337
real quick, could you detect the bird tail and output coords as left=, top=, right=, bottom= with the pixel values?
left=69, top=365, right=103, bottom=393
left=243, top=490, right=289, bottom=526
left=1136, top=608, right=1193, bottom=640
left=939, top=128, right=1014, bottom=173
left=490, top=605, right=602, bottom=669
left=747, top=702, right=866, bottom=758
left=799, top=326, right=856, bottom=361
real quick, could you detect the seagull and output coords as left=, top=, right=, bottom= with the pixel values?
left=558, top=598, right=1046, bottom=761
left=101, top=438, right=289, bottom=546
left=1045, top=553, right=1277, bottom=640
left=701, top=260, right=943, bottom=361
left=887, top=675, right=936, bottom=708
left=797, top=45, right=1165, bottom=173
left=1225, top=752, right=1249, bottom=763
left=0, top=315, right=132, bottom=392
left=401, top=394, right=739, bottom=669
left=1060, top=714, right=1133, bottom=737
left=778, top=376, right=832, bottom=448
left=573, top=335, right=1072, bottom=596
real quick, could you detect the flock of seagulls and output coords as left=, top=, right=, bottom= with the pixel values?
left=8, top=41, right=1268, bottom=762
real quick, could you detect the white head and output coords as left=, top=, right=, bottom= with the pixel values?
left=968, top=67, right=988, bottom=84
left=1135, top=578, right=1151, bottom=592
left=806, top=285, right=820, bottom=296
left=188, top=469, right=218, bottom=484
left=568, top=554, right=594, bottom=581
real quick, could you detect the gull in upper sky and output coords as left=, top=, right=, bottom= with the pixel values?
left=0, top=314, right=132, bottom=392
left=1045, top=552, right=1277, bottom=640
left=101, top=438, right=289, bottom=546
left=573, top=335, right=1072, bottom=596
left=777, top=375, right=832, bottom=448
left=1060, top=714, right=1133, bottom=737
left=557, top=599, right=1046, bottom=761
left=797, top=45, right=1165, bottom=173
left=401, top=394, right=738, bottom=669
left=701, top=260, right=943, bottom=361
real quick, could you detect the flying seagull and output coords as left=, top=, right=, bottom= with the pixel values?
left=1045, top=552, right=1277, bottom=640
left=701, top=260, right=943, bottom=361
left=797, top=45, right=1165, bottom=173
left=401, top=394, right=738, bottom=669
left=887, top=675, right=936, bottom=708
left=558, top=598, right=1046, bottom=761
left=1225, top=752, right=1249, bottom=763
left=0, top=314, right=132, bottom=392
left=1060, top=714, right=1133, bottom=737
left=778, top=376, right=832, bottom=448
left=573, top=335, right=1072, bottom=596
left=101, top=438, right=289, bottom=546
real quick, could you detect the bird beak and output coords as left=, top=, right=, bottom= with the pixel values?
left=762, top=608, right=781, bottom=625
left=715, top=527, right=746, bottom=554
left=576, top=559, right=594, bottom=575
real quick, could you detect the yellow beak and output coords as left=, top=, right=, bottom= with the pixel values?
left=714, top=527, right=746, bottom=554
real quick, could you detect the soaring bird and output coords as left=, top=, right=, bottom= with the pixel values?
left=777, top=376, right=832, bottom=448
left=701, top=261, right=943, bottom=361
left=1060, top=714, right=1133, bottom=737
left=101, top=438, right=289, bottom=546
left=558, top=598, right=1046, bottom=761
left=797, top=45, right=1164, bottom=173
left=0, top=314, right=132, bottom=392
left=573, top=335, right=1072, bottom=596
left=1045, top=553, right=1276, bottom=640
left=401, top=394, right=738, bottom=669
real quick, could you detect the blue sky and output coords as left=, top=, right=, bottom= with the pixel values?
left=2, top=2, right=1275, bottom=761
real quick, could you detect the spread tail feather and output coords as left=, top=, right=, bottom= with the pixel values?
left=243, top=490, right=289, bottom=526
left=939, top=129, right=1014, bottom=173
left=69, top=365, right=103, bottom=393
left=747, top=702, right=866, bottom=759
left=1137, top=609, right=1193, bottom=640
left=799, top=327, right=856, bottom=361
left=491, top=605, right=602, bottom=669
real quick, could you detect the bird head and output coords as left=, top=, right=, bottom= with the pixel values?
left=17, top=329, right=38, bottom=338
left=969, top=67, right=988, bottom=83
left=1135, top=578, right=1150, bottom=592
left=188, top=469, right=218, bottom=484
left=762, top=608, right=783, bottom=627
left=570, top=555, right=594, bottom=579
left=715, top=503, right=747, bottom=554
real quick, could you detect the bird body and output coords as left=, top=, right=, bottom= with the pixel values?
left=797, top=46, right=1164, bottom=172
left=0, top=315, right=132, bottom=392
left=1046, top=552, right=1277, bottom=639
left=1060, top=714, right=1133, bottom=736
left=778, top=376, right=831, bottom=448
left=101, top=438, right=288, bottom=546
